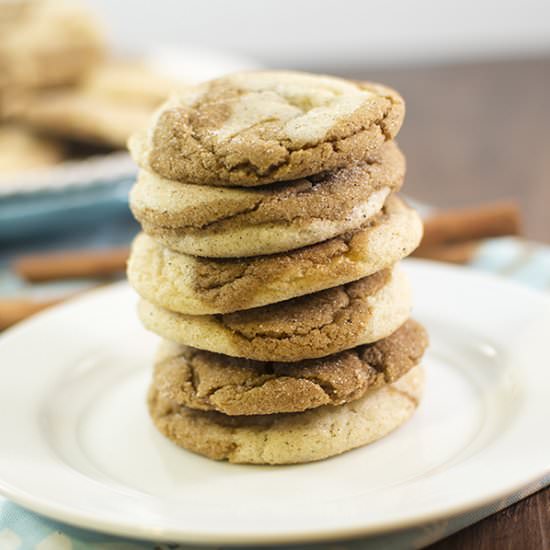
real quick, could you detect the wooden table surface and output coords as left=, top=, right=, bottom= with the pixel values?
left=341, top=57, right=550, bottom=548
left=340, top=56, right=550, bottom=243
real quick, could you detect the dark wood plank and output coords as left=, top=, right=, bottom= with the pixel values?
left=428, top=487, right=550, bottom=550
left=318, top=57, right=550, bottom=242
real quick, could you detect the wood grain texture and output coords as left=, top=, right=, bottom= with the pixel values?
left=428, top=488, right=550, bottom=550
left=328, top=56, right=550, bottom=243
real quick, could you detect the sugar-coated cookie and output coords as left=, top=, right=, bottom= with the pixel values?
left=130, top=142, right=404, bottom=257
left=128, top=195, right=422, bottom=314
left=138, top=268, right=412, bottom=362
left=153, top=319, right=427, bottom=415
left=148, top=365, right=424, bottom=464
left=129, top=71, right=404, bottom=186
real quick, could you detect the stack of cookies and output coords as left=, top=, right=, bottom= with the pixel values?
left=127, top=71, right=428, bottom=465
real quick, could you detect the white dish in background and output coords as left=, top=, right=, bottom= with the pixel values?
left=0, top=151, right=135, bottom=197
left=0, top=260, right=548, bottom=545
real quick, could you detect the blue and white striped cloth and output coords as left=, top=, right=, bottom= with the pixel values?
left=1, top=236, right=549, bottom=550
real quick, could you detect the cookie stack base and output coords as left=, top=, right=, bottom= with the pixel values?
left=148, top=365, right=423, bottom=465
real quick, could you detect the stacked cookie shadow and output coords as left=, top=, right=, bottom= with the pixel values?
left=127, top=71, right=428, bottom=465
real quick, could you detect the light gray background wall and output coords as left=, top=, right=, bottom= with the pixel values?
left=88, top=0, right=550, bottom=68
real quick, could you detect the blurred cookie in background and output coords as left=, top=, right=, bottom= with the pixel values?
left=0, top=125, right=65, bottom=175
left=0, top=0, right=105, bottom=117
left=83, top=60, right=189, bottom=108
left=15, top=61, right=189, bottom=148
left=18, top=89, right=154, bottom=149
left=0, top=0, right=259, bottom=241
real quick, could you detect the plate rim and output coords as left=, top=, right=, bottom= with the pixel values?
left=0, top=465, right=548, bottom=545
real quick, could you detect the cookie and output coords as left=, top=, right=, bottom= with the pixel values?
left=153, top=319, right=428, bottom=416
left=20, top=91, right=152, bottom=148
left=138, top=267, right=411, bottom=362
left=0, top=125, right=64, bottom=174
left=129, top=71, right=404, bottom=186
left=130, top=141, right=404, bottom=257
left=128, top=195, right=422, bottom=314
left=16, top=56, right=189, bottom=147
left=148, top=365, right=424, bottom=464
left=0, top=0, right=104, bottom=92
left=83, top=60, right=187, bottom=108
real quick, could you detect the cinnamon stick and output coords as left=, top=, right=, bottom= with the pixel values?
left=420, top=201, right=521, bottom=248
left=0, top=297, right=63, bottom=330
left=412, top=201, right=521, bottom=263
left=13, top=247, right=130, bottom=282
left=412, top=240, right=481, bottom=264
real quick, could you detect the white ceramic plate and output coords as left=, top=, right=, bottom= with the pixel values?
left=0, top=260, right=549, bottom=545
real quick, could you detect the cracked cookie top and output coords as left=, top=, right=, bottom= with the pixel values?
left=137, top=267, right=412, bottom=361
left=128, top=71, right=405, bottom=186
left=153, top=319, right=428, bottom=416
left=147, top=365, right=425, bottom=464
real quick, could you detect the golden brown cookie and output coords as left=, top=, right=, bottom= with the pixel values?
left=16, top=57, right=189, bottom=147
left=153, top=319, right=428, bottom=415
left=82, top=60, right=187, bottom=108
left=130, top=141, right=404, bottom=257
left=148, top=365, right=424, bottom=464
left=0, top=0, right=104, bottom=93
left=0, top=125, right=64, bottom=174
left=128, top=195, right=422, bottom=314
left=129, top=71, right=404, bottom=186
left=138, top=267, right=412, bottom=362
left=19, top=90, right=152, bottom=148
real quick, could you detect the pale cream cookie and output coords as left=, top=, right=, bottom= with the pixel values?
left=138, top=267, right=412, bottom=362
left=148, top=365, right=424, bottom=464
left=129, top=71, right=404, bottom=186
left=15, top=57, right=189, bottom=147
left=82, top=59, right=187, bottom=108
left=130, top=141, right=404, bottom=257
left=19, top=90, right=152, bottom=148
left=0, top=125, right=64, bottom=174
left=128, top=195, right=422, bottom=314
